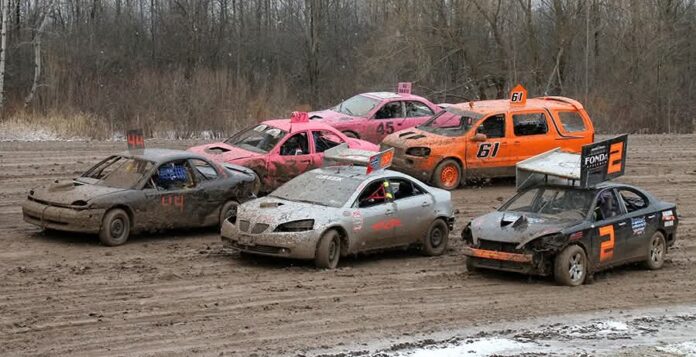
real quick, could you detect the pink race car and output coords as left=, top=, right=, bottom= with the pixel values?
left=309, top=91, right=441, bottom=144
left=188, top=113, right=378, bottom=192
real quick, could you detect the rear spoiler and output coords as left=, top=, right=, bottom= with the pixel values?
left=516, top=135, right=628, bottom=190
left=323, top=144, right=393, bottom=174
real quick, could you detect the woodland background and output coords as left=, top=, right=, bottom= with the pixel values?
left=2, top=0, right=695, bottom=138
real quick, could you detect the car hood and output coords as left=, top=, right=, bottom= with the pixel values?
left=188, top=142, right=263, bottom=163
left=238, top=196, right=339, bottom=227
left=470, top=211, right=575, bottom=247
left=29, top=179, right=126, bottom=206
left=309, top=109, right=360, bottom=122
left=383, top=128, right=449, bottom=148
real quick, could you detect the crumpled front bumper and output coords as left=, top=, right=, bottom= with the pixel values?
left=22, top=199, right=104, bottom=233
left=220, top=221, right=322, bottom=260
left=463, top=246, right=543, bottom=275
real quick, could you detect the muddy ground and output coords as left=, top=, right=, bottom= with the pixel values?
left=0, top=135, right=695, bottom=356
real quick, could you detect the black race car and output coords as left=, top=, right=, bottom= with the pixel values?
left=461, top=135, right=679, bottom=286
left=23, top=148, right=259, bottom=246
left=462, top=182, right=678, bottom=286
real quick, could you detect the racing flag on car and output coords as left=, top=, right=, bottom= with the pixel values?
left=580, top=134, right=628, bottom=187
left=127, top=129, right=145, bottom=153
left=367, top=148, right=395, bottom=174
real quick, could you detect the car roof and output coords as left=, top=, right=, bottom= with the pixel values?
left=117, top=148, right=206, bottom=164
left=311, top=166, right=413, bottom=181
left=448, top=96, right=583, bottom=115
left=261, top=118, right=339, bottom=133
left=530, top=181, right=639, bottom=192
left=361, top=91, right=432, bottom=103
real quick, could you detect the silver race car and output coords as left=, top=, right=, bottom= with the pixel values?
left=220, top=145, right=454, bottom=268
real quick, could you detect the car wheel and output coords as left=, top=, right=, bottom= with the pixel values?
left=422, top=219, right=449, bottom=256
left=315, top=229, right=341, bottom=269
left=466, top=257, right=478, bottom=273
left=99, top=208, right=131, bottom=246
left=433, top=159, right=461, bottom=190
left=554, top=245, right=587, bottom=286
left=342, top=130, right=359, bottom=139
left=643, top=231, right=666, bottom=270
left=219, top=200, right=240, bottom=227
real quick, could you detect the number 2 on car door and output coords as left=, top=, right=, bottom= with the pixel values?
left=477, top=142, right=500, bottom=158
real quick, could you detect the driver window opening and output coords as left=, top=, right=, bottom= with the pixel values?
left=477, top=114, right=505, bottom=138
left=312, top=130, right=344, bottom=153
left=389, top=178, right=423, bottom=200
left=594, top=190, right=622, bottom=221
left=405, top=101, right=434, bottom=117
left=280, top=132, right=310, bottom=156
left=152, top=160, right=196, bottom=191
left=619, top=189, right=648, bottom=213
left=190, top=159, right=219, bottom=180
left=374, top=102, right=403, bottom=120
left=357, top=180, right=392, bottom=208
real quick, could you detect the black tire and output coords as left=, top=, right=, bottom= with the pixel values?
left=219, top=200, right=240, bottom=227
left=466, top=258, right=478, bottom=273
left=433, top=159, right=462, bottom=190
left=342, top=130, right=359, bottom=139
left=315, top=229, right=341, bottom=269
left=643, top=231, right=666, bottom=270
left=99, top=208, right=131, bottom=246
left=554, top=245, right=587, bottom=286
left=422, top=219, right=449, bottom=256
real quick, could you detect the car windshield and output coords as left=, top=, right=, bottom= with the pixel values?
left=269, top=171, right=363, bottom=208
left=82, top=156, right=154, bottom=189
left=500, top=187, right=594, bottom=221
left=417, top=108, right=481, bottom=136
left=224, top=124, right=287, bottom=153
left=333, top=94, right=380, bottom=117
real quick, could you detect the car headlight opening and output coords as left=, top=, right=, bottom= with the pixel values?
left=406, top=147, right=431, bottom=157
left=274, top=219, right=315, bottom=232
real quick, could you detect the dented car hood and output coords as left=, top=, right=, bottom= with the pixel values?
left=188, top=142, right=263, bottom=163
left=238, top=196, right=339, bottom=227
left=384, top=128, right=448, bottom=148
left=29, top=180, right=126, bottom=206
left=470, top=211, right=576, bottom=247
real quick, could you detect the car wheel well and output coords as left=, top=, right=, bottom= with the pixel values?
left=108, top=205, right=134, bottom=226
left=323, top=226, right=349, bottom=256
left=657, top=228, right=673, bottom=245
left=435, top=157, right=465, bottom=175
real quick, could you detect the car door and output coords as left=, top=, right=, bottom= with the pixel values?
left=352, top=178, right=398, bottom=250
left=510, top=111, right=558, bottom=162
left=267, top=131, right=314, bottom=189
left=465, top=114, right=512, bottom=177
left=403, top=100, right=436, bottom=129
left=142, top=159, right=206, bottom=229
left=589, top=189, right=631, bottom=269
left=388, top=177, right=434, bottom=246
left=616, top=187, right=656, bottom=260
left=188, top=158, right=229, bottom=225
left=365, top=101, right=404, bottom=143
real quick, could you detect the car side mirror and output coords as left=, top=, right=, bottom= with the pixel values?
left=472, top=133, right=487, bottom=142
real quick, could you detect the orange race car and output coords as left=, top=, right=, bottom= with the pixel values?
left=381, top=85, right=595, bottom=190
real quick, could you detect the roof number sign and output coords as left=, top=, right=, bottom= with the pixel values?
left=510, top=84, right=528, bottom=106
left=127, top=129, right=145, bottom=152
left=397, top=82, right=412, bottom=95
left=290, top=111, right=309, bottom=123
left=580, top=134, right=628, bottom=187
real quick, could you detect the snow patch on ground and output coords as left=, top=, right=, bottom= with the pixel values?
left=656, top=341, right=696, bottom=355
left=397, top=338, right=531, bottom=357
left=0, top=122, right=86, bottom=141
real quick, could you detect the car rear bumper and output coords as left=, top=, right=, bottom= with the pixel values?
left=463, top=247, right=542, bottom=275
left=22, top=200, right=104, bottom=234
left=221, top=223, right=320, bottom=260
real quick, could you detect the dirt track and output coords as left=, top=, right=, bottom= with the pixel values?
left=1, top=135, right=695, bottom=356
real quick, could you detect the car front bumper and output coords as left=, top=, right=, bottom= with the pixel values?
left=463, top=247, right=544, bottom=275
left=22, top=199, right=104, bottom=234
left=221, top=222, right=321, bottom=260
left=390, top=154, right=436, bottom=182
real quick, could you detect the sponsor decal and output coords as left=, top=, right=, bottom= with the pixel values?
left=367, top=148, right=395, bottom=174
left=372, top=218, right=402, bottom=231
left=351, top=210, right=363, bottom=231
left=569, top=231, right=584, bottom=241
left=315, top=174, right=343, bottom=182
left=631, top=217, right=647, bottom=236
